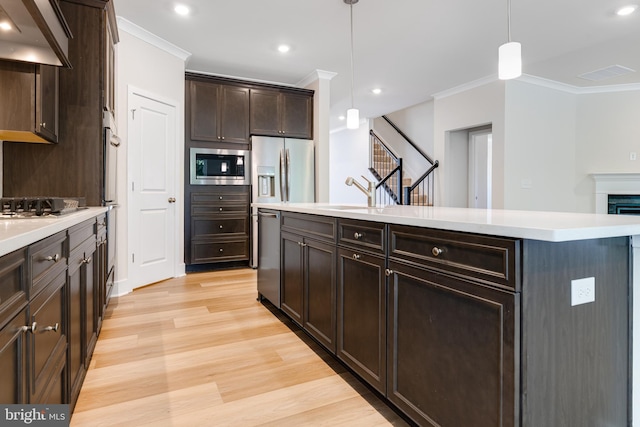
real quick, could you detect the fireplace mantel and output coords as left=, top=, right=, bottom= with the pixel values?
left=592, top=173, right=640, bottom=214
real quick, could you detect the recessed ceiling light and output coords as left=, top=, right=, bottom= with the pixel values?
left=277, top=45, right=290, bottom=53
left=338, top=115, right=345, bottom=121
left=371, top=88, right=382, bottom=95
left=617, top=4, right=638, bottom=15
left=174, top=4, right=190, bottom=16
left=0, top=22, right=11, bottom=31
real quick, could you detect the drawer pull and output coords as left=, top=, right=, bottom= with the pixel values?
left=219, top=248, right=224, bottom=252
left=22, top=322, right=37, bottom=333
left=219, top=196, right=223, bottom=200
left=352, top=254, right=361, bottom=260
left=219, top=225, right=223, bottom=229
left=42, top=323, right=59, bottom=333
left=385, top=269, right=393, bottom=277
left=297, top=242, right=307, bottom=247
left=432, top=247, right=443, bottom=257
left=43, top=253, right=60, bottom=263
left=219, top=207, right=224, bottom=212
left=354, top=232, right=363, bottom=240
left=82, top=257, right=92, bottom=264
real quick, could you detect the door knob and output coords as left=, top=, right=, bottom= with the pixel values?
left=168, top=197, right=176, bottom=203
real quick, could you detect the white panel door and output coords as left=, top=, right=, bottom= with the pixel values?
left=129, top=91, right=176, bottom=288
left=468, top=131, right=492, bottom=209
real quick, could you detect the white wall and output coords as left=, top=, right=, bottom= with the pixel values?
left=503, top=80, right=577, bottom=212
left=114, top=18, right=188, bottom=295
left=575, top=90, right=640, bottom=212
left=434, top=81, right=506, bottom=208
left=329, top=123, right=371, bottom=204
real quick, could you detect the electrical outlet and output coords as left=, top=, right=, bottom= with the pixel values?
left=571, top=277, right=595, bottom=306
left=631, top=152, right=637, bottom=161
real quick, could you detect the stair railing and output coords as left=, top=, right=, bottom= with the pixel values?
left=369, top=130, right=403, bottom=204
left=381, top=115, right=439, bottom=206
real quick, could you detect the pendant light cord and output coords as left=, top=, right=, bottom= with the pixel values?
left=507, top=0, right=512, bottom=42
left=349, top=3, right=355, bottom=109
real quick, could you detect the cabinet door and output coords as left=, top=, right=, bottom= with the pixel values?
left=189, top=80, right=220, bottom=142
left=281, top=92, right=313, bottom=139
left=249, top=89, right=281, bottom=136
left=0, top=307, right=28, bottom=404
left=303, top=238, right=336, bottom=353
left=281, top=231, right=304, bottom=325
left=219, top=86, right=250, bottom=143
left=387, top=261, right=518, bottom=427
left=337, top=248, right=386, bottom=393
left=35, top=65, right=59, bottom=143
left=67, top=256, right=84, bottom=405
left=84, top=245, right=97, bottom=367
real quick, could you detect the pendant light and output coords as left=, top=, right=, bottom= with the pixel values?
left=498, top=0, right=521, bottom=80
left=345, top=0, right=359, bottom=129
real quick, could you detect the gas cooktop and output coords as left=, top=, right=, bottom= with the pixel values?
left=0, top=197, right=87, bottom=218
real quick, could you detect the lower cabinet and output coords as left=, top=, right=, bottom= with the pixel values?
left=0, top=306, right=28, bottom=404
left=281, top=231, right=337, bottom=352
left=68, top=226, right=98, bottom=408
left=336, top=248, right=386, bottom=394
left=387, top=261, right=517, bottom=427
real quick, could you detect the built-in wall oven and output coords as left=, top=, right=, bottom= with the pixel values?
left=190, top=148, right=250, bottom=185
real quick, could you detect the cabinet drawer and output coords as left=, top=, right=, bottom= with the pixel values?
left=191, top=204, right=248, bottom=216
left=29, top=231, right=67, bottom=296
left=192, top=217, right=248, bottom=238
left=0, top=249, right=28, bottom=327
left=282, top=212, right=336, bottom=243
left=191, top=239, right=249, bottom=264
left=191, top=191, right=249, bottom=205
left=68, top=218, right=96, bottom=252
left=68, top=236, right=97, bottom=277
left=338, top=219, right=386, bottom=255
left=389, top=225, right=520, bottom=290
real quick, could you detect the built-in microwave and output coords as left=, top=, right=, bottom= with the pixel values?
left=190, top=147, right=251, bottom=185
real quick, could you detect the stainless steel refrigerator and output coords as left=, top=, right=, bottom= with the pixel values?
left=251, top=136, right=315, bottom=268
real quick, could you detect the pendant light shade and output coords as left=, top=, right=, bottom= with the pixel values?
left=346, top=108, right=359, bottom=129
left=498, top=41, right=521, bottom=80
left=498, top=0, right=521, bottom=80
left=345, top=0, right=359, bottom=129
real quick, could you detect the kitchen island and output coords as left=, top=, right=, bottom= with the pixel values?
left=254, top=202, right=640, bottom=427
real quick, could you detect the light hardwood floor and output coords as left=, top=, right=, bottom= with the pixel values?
left=71, top=269, right=409, bottom=426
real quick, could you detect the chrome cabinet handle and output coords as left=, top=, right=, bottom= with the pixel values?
left=352, top=254, right=361, bottom=260
left=219, top=248, right=223, bottom=252
left=82, top=257, right=92, bottom=264
left=44, top=254, right=60, bottom=262
left=432, top=247, right=443, bottom=257
left=354, top=232, right=363, bottom=240
left=219, top=225, right=223, bottom=229
left=385, top=269, right=393, bottom=277
left=22, top=322, right=37, bottom=333
left=42, top=323, right=59, bottom=333
left=297, top=242, right=307, bottom=247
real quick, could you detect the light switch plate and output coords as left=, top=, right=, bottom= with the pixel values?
left=571, top=277, right=595, bottom=306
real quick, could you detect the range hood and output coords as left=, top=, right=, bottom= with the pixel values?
left=0, top=0, right=72, bottom=67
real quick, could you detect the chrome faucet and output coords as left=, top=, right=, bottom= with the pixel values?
left=345, top=175, right=377, bottom=207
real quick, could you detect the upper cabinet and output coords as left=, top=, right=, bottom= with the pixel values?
left=250, top=89, right=313, bottom=140
left=103, top=1, right=118, bottom=119
left=188, top=80, right=250, bottom=145
left=0, top=60, right=59, bottom=143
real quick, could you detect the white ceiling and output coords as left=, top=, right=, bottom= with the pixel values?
left=113, top=0, right=640, bottom=130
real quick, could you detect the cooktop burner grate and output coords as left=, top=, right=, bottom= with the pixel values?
left=0, top=197, right=86, bottom=217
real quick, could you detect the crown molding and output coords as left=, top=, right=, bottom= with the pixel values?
left=297, top=70, right=338, bottom=87
left=116, top=17, right=191, bottom=61
left=431, top=75, right=498, bottom=100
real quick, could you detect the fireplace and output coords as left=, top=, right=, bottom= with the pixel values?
left=592, top=173, right=640, bottom=214
left=608, top=194, right=640, bottom=215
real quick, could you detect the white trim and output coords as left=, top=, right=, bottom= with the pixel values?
left=432, top=75, right=497, bottom=100
left=297, top=69, right=338, bottom=87
left=116, top=17, right=191, bottom=61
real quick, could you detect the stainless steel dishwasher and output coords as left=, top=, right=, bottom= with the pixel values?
left=257, top=209, right=281, bottom=307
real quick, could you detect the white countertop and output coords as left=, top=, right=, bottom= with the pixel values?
left=253, top=203, right=640, bottom=242
left=0, top=207, right=109, bottom=257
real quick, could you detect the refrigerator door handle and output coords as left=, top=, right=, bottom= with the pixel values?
left=285, top=148, right=291, bottom=202
left=279, top=148, right=286, bottom=202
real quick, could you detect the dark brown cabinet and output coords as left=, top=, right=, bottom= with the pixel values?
left=281, top=213, right=337, bottom=352
left=2, top=0, right=119, bottom=207
left=250, top=89, right=313, bottom=139
left=336, top=219, right=387, bottom=394
left=188, top=80, right=250, bottom=145
left=0, top=61, right=59, bottom=143
left=186, top=187, right=250, bottom=265
left=67, top=219, right=98, bottom=408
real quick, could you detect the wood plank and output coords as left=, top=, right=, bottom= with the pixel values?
left=71, top=269, right=407, bottom=426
